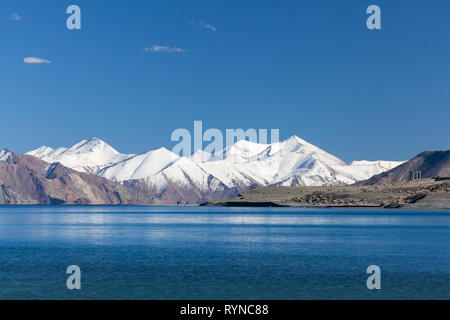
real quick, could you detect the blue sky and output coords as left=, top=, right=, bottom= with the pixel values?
left=1, top=0, right=449, bottom=161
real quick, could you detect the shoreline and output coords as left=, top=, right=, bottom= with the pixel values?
left=202, top=202, right=450, bottom=210
left=0, top=203, right=449, bottom=211
left=1, top=179, right=449, bottom=211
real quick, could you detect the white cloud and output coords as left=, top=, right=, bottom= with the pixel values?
left=10, top=12, right=22, bottom=21
left=189, top=21, right=217, bottom=32
left=145, top=45, right=186, bottom=53
left=24, top=57, right=51, bottom=64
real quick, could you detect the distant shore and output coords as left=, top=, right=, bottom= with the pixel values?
left=202, top=179, right=450, bottom=210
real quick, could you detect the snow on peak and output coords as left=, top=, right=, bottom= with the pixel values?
left=193, top=135, right=402, bottom=188
left=285, top=135, right=308, bottom=144
left=67, top=137, right=119, bottom=155
left=26, top=138, right=134, bottom=174
left=277, top=135, right=318, bottom=152
left=27, top=146, right=54, bottom=158
left=214, top=139, right=269, bottom=163
left=27, top=145, right=68, bottom=159
left=99, top=147, right=180, bottom=182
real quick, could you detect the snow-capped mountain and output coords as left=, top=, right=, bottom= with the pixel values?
left=27, top=137, right=134, bottom=174
left=193, top=136, right=403, bottom=188
left=27, top=136, right=404, bottom=204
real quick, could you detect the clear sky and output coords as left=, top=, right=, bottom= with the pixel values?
left=1, top=0, right=449, bottom=161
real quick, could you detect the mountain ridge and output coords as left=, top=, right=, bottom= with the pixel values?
left=23, top=136, right=404, bottom=204
left=27, top=137, right=135, bottom=174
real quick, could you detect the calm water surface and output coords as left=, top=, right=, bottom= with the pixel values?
left=0, top=206, right=449, bottom=299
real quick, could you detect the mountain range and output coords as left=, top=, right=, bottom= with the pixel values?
left=20, top=136, right=404, bottom=205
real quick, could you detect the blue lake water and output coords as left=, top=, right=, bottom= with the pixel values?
left=0, top=206, right=449, bottom=300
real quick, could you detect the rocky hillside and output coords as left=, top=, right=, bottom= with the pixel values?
left=0, top=150, right=157, bottom=205
left=358, top=151, right=450, bottom=185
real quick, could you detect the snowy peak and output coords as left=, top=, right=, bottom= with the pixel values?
left=26, top=138, right=134, bottom=174
left=270, top=135, right=309, bottom=153
left=216, top=139, right=269, bottom=163
left=66, top=137, right=119, bottom=155
left=28, top=146, right=54, bottom=157
left=99, top=147, right=180, bottom=182
left=283, top=135, right=310, bottom=147
left=27, top=146, right=68, bottom=159
left=274, top=136, right=347, bottom=166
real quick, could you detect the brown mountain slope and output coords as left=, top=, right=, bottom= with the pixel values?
left=0, top=150, right=158, bottom=205
left=357, top=151, right=450, bottom=186
left=0, top=185, right=37, bottom=204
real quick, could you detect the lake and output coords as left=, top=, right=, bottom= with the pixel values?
left=0, top=206, right=449, bottom=299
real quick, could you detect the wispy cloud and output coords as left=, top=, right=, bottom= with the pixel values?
left=24, top=57, right=51, bottom=64
left=10, top=12, right=22, bottom=21
left=145, top=45, right=186, bottom=53
left=189, top=21, right=217, bottom=32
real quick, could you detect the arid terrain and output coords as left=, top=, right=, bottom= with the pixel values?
left=203, top=178, right=450, bottom=209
